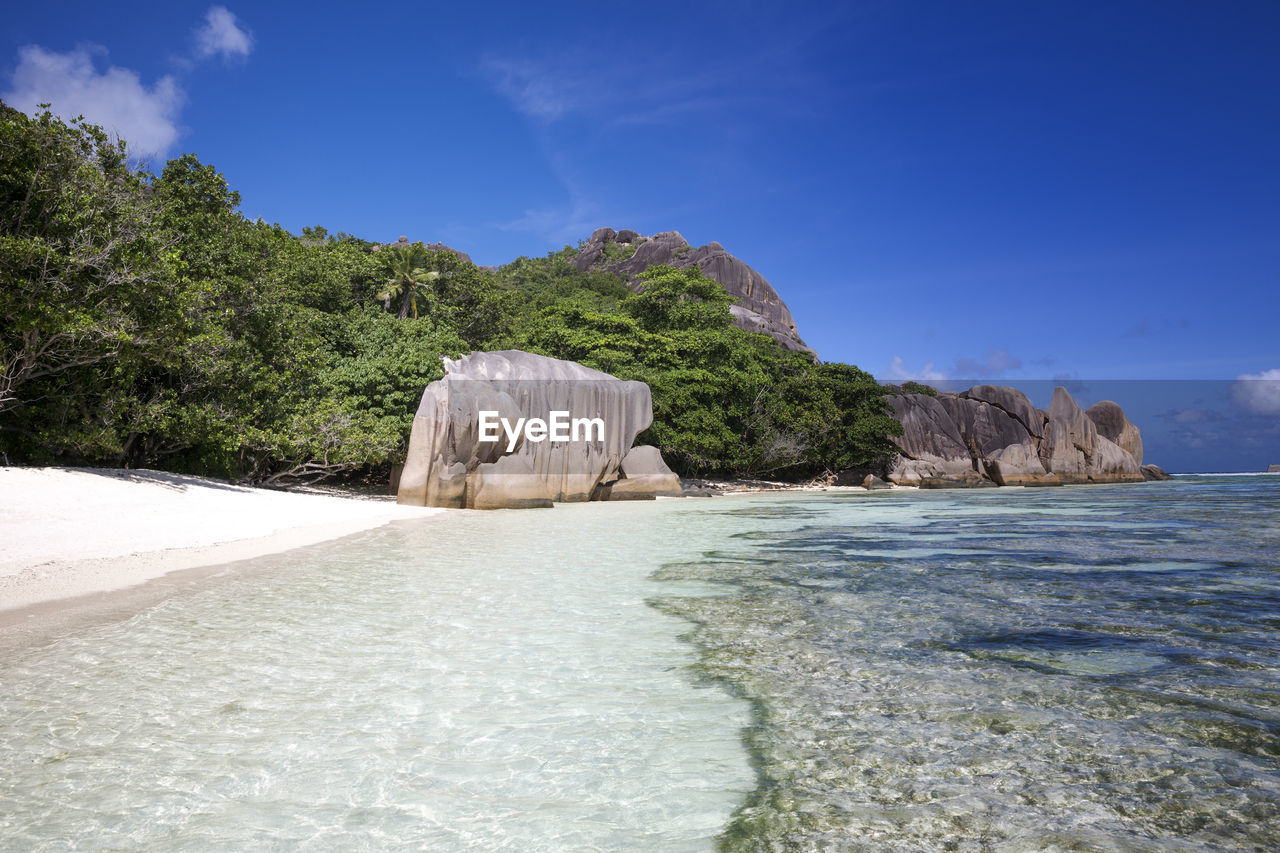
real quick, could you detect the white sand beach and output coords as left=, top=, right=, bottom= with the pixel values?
left=0, top=467, right=445, bottom=616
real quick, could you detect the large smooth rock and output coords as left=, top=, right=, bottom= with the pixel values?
left=888, top=393, right=968, bottom=461
left=884, top=392, right=984, bottom=487
left=887, top=454, right=978, bottom=486
left=1040, top=387, right=1099, bottom=483
left=939, top=395, right=1032, bottom=457
left=1089, top=436, right=1146, bottom=483
left=960, top=385, right=1047, bottom=439
left=984, top=442, right=1061, bottom=487
left=1086, top=400, right=1144, bottom=466
left=1141, top=464, right=1173, bottom=481
left=1036, top=387, right=1146, bottom=484
left=397, top=351, right=681, bottom=509
left=572, top=227, right=815, bottom=356
left=607, top=445, right=684, bottom=498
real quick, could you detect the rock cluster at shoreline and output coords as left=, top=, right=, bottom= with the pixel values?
left=883, top=385, right=1168, bottom=488
left=396, top=350, right=683, bottom=509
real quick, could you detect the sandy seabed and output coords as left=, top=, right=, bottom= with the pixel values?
left=0, top=467, right=444, bottom=619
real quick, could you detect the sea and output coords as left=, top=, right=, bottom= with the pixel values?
left=1, top=474, right=1277, bottom=851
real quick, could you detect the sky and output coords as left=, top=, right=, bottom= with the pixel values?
left=3, top=1, right=1278, bottom=468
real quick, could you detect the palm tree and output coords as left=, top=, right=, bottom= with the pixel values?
left=378, top=245, right=441, bottom=319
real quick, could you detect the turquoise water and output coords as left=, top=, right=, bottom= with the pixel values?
left=658, top=475, right=1280, bottom=850
left=2, top=476, right=1278, bottom=850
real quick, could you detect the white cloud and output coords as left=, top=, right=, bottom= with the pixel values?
left=1231, top=368, right=1280, bottom=415
left=3, top=45, right=183, bottom=156
left=196, top=6, right=253, bottom=59
left=883, top=356, right=948, bottom=382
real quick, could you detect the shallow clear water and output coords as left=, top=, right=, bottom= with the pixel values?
left=657, top=476, right=1280, bottom=850
left=0, top=501, right=756, bottom=851
left=2, top=477, right=1278, bottom=850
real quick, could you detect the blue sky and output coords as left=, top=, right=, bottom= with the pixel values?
left=3, top=2, right=1278, bottom=396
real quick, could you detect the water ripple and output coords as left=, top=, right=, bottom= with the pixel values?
left=658, top=478, right=1280, bottom=850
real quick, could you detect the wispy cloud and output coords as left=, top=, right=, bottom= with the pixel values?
left=196, top=6, right=253, bottom=60
left=1231, top=368, right=1280, bottom=414
left=481, top=57, right=580, bottom=122
left=3, top=45, right=183, bottom=156
left=883, top=356, right=948, bottom=382
left=478, top=27, right=823, bottom=130
left=884, top=348, right=1029, bottom=383
left=477, top=11, right=839, bottom=247
left=496, top=198, right=601, bottom=246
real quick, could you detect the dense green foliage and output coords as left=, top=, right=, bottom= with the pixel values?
left=1, top=103, right=900, bottom=484
left=512, top=265, right=900, bottom=477
left=897, top=380, right=939, bottom=397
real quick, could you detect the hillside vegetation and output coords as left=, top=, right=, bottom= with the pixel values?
left=1, top=104, right=901, bottom=484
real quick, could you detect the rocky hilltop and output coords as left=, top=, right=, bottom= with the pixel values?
left=375, top=235, right=477, bottom=266
left=573, top=227, right=816, bottom=357
left=396, top=350, right=683, bottom=509
left=883, top=385, right=1170, bottom=488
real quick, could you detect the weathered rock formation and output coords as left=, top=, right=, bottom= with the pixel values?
left=884, top=393, right=977, bottom=485
left=572, top=227, right=815, bottom=357
left=1087, top=400, right=1143, bottom=465
left=396, top=350, right=682, bottom=509
left=984, top=442, right=1057, bottom=487
left=603, top=445, right=683, bottom=500
left=885, top=386, right=1150, bottom=488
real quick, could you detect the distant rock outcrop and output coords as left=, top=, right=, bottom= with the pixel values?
left=375, top=235, right=476, bottom=267
left=572, top=227, right=815, bottom=357
left=396, top=350, right=682, bottom=509
left=885, top=386, right=1150, bottom=488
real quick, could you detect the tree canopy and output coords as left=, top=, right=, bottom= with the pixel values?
left=1, top=102, right=900, bottom=484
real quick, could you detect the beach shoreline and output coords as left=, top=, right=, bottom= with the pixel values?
left=0, top=465, right=903, bottom=637
left=0, top=467, right=446, bottom=625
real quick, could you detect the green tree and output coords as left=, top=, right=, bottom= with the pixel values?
left=0, top=103, right=170, bottom=418
left=378, top=244, right=440, bottom=319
